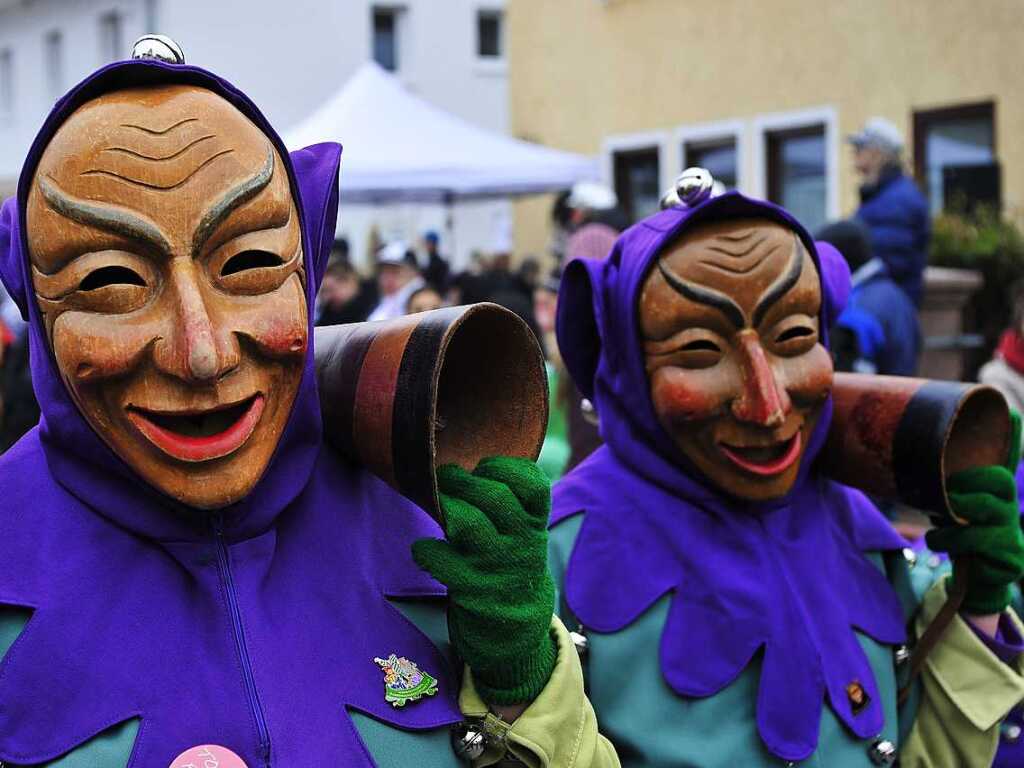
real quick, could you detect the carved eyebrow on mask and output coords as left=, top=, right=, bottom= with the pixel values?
left=750, top=236, right=805, bottom=327
left=657, top=260, right=745, bottom=329
left=37, top=144, right=277, bottom=262
left=656, top=233, right=807, bottom=330
left=191, top=145, right=275, bottom=255
left=38, top=175, right=173, bottom=257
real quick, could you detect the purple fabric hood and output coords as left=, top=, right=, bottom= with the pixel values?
left=0, top=59, right=461, bottom=765
left=551, top=193, right=908, bottom=761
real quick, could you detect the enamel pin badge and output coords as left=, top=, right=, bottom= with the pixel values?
left=374, top=653, right=438, bottom=707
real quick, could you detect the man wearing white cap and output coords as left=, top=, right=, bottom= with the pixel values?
left=849, top=117, right=930, bottom=305
left=367, top=241, right=425, bottom=322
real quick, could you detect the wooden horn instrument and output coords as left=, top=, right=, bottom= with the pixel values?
left=818, top=372, right=1013, bottom=521
left=314, top=303, right=549, bottom=524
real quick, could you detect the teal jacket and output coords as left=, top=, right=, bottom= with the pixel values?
left=550, top=515, right=1024, bottom=768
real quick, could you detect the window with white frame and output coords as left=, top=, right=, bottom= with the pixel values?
left=372, top=6, right=406, bottom=72
left=613, top=147, right=660, bottom=224
left=913, top=102, right=997, bottom=216
left=0, top=48, right=13, bottom=120
left=45, top=30, right=63, bottom=99
left=99, top=10, right=123, bottom=63
left=477, top=9, right=504, bottom=59
left=766, top=125, right=827, bottom=233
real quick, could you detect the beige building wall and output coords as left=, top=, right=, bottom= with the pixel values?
left=508, top=0, right=1023, bottom=256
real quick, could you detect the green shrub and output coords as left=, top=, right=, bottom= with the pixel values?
left=929, top=207, right=1024, bottom=375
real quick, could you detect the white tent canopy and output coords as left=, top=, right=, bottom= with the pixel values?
left=283, top=62, right=597, bottom=204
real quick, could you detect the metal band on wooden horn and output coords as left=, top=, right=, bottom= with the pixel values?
left=818, top=372, right=1012, bottom=702
left=315, top=302, right=549, bottom=524
left=819, top=373, right=1012, bottom=524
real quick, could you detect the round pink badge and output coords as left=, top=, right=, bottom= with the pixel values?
left=169, top=744, right=249, bottom=768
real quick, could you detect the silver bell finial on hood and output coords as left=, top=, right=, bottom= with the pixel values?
left=130, top=34, right=185, bottom=65
left=660, top=166, right=715, bottom=210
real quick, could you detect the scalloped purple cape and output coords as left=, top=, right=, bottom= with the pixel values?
left=551, top=194, right=908, bottom=762
left=0, top=60, right=460, bottom=766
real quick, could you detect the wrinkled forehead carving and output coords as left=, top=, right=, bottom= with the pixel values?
left=655, top=219, right=815, bottom=328
left=27, top=84, right=292, bottom=273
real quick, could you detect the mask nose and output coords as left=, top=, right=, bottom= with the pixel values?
left=731, top=331, right=790, bottom=428
left=155, top=259, right=240, bottom=383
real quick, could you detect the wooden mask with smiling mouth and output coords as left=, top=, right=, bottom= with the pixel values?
left=26, top=84, right=308, bottom=510
left=639, top=218, right=834, bottom=501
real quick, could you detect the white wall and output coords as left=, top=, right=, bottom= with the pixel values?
left=0, top=0, right=152, bottom=182
left=0, top=0, right=510, bottom=269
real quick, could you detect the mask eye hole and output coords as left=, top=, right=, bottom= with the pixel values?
left=79, top=265, right=146, bottom=291
left=681, top=339, right=721, bottom=353
left=776, top=326, right=814, bottom=344
left=221, top=250, right=283, bottom=277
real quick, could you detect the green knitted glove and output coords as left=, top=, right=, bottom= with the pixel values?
left=925, top=410, right=1024, bottom=614
left=412, top=456, right=557, bottom=704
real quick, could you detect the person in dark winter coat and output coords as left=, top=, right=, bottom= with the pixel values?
left=850, top=118, right=930, bottom=306
left=817, top=219, right=920, bottom=376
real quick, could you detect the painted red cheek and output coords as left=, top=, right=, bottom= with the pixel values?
left=651, top=373, right=724, bottom=422
left=247, top=313, right=308, bottom=358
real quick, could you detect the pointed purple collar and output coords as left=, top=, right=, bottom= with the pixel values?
left=553, top=448, right=908, bottom=761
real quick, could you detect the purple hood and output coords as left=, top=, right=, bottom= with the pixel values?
left=0, top=58, right=336, bottom=542
left=552, top=193, right=908, bottom=761
left=0, top=59, right=460, bottom=765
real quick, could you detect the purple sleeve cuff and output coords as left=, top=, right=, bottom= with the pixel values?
left=969, top=613, right=1024, bottom=663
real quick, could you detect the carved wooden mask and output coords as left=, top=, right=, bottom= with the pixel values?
left=639, top=218, right=833, bottom=500
left=26, top=84, right=307, bottom=510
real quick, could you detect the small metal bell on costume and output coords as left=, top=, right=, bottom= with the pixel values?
left=893, top=644, right=911, bottom=665
left=902, top=547, right=918, bottom=567
left=868, top=738, right=897, bottom=766
left=659, top=167, right=715, bottom=210
left=130, top=34, right=185, bottom=64
left=580, top=398, right=599, bottom=427
left=451, top=722, right=489, bottom=760
left=659, top=186, right=683, bottom=210
left=569, top=625, right=589, bottom=658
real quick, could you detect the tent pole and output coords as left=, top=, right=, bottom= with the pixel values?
left=444, top=192, right=457, bottom=270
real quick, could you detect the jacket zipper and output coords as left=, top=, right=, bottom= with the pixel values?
left=212, top=514, right=271, bottom=767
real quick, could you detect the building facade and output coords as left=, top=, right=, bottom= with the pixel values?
left=0, top=0, right=509, bottom=266
left=508, top=0, right=1020, bottom=254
